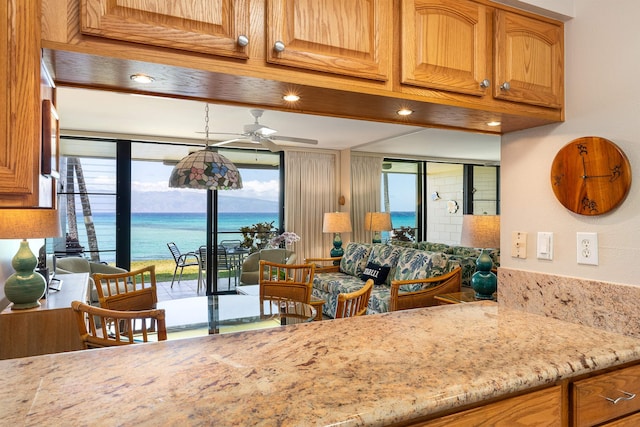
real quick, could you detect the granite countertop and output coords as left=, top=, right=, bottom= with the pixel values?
left=3, top=302, right=640, bottom=426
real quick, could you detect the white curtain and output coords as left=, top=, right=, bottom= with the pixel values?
left=351, top=154, right=383, bottom=243
left=284, top=151, right=337, bottom=263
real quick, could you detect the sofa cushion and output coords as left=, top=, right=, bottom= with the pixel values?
left=339, top=242, right=372, bottom=277
left=368, top=286, right=391, bottom=314
left=367, top=244, right=403, bottom=285
left=414, top=241, right=450, bottom=252
left=393, top=248, right=453, bottom=283
left=360, top=262, right=390, bottom=286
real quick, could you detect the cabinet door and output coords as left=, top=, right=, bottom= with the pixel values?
left=572, top=364, right=640, bottom=427
left=401, top=0, right=488, bottom=96
left=80, top=0, right=251, bottom=59
left=415, top=385, right=562, bottom=426
left=0, top=0, right=40, bottom=206
left=494, top=10, right=563, bottom=108
left=266, top=0, right=391, bottom=81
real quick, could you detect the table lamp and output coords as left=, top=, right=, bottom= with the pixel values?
left=1, top=208, right=62, bottom=309
left=460, top=215, right=500, bottom=300
left=365, top=212, right=392, bottom=243
left=322, top=212, right=352, bottom=257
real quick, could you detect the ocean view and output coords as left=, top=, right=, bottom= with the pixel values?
left=63, top=211, right=416, bottom=263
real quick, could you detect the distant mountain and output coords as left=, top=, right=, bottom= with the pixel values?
left=131, top=191, right=278, bottom=213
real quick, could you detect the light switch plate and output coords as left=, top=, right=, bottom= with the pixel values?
left=511, top=231, right=527, bottom=258
left=537, top=232, right=553, bottom=260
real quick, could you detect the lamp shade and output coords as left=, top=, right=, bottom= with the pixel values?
left=0, top=208, right=62, bottom=310
left=365, top=212, right=392, bottom=232
left=0, top=208, right=62, bottom=239
left=322, top=212, right=352, bottom=233
left=168, top=147, right=243, bottom=190
left=460, top=215, right=500, bottom=248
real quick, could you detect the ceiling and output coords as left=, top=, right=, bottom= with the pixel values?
left=56, top=87, right=501, bottom=164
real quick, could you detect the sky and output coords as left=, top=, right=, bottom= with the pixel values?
left=84, top=158, right=416, bottom=212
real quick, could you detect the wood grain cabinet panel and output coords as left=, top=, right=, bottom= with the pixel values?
left=0, top=0, right=41, bottom=206
left=266, top=0, right=391, bottom=81
left=414, top=385, right=563, bottom=426
left=572, top=364, right=640, bottom=427
left=80, top=0, right=251, bottom=59
left=401, top=0, right=488, bottom=96
left=494, top=9, right=564, bottom=108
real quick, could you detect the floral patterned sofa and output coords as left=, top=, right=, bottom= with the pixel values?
left=306, top=242, right=461, bottom=319
left=391, top=241, right=500, bottom=289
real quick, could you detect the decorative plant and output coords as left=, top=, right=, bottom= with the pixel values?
left=268, top=231, right=300, bottom=248
left=391, top=226, right=416, bottom=242
left=239, top=221, right=277, bottom=253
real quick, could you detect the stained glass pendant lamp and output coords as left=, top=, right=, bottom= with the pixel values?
left=169, top=103, right=243, bottom=190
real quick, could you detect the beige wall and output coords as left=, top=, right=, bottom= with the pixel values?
left=501, top=0, right=640, bottom=286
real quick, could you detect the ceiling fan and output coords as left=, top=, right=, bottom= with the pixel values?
left=211, top=109, right=318, bottom=152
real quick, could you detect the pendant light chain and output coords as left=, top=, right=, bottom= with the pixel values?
left=205, top=103, right=210, bottom=147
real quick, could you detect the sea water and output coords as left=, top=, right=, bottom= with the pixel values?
left=62, top=211, right=416, bottom=263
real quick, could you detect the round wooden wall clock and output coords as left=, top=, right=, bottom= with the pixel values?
left=550, top=136, right=632, bottom=215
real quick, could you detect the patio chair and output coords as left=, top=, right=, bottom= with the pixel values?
left=167, top=242, right=200, bottom=288
left=71, top=300, right=166, bottom=348
left=198, top=245, right=236, bottom=292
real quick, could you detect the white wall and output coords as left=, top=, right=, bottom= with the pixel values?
left=501, top=0, right=640, bottom=286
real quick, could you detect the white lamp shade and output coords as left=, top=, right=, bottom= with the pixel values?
left=365, top=212, right=392, bottom=232
left=323, top=212, right=352, bottom=233
left=0, top=208, right=62, bottom=239
left=460, top=215, right=500, bottom=248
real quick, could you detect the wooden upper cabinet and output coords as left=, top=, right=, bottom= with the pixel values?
left=494, top=10, right=564, bottom=108
left=80, top=0, right=251, bottom=59
left=266, top=0, right=391, bottom=81
left=401, top=0, right=488, bottom=96
left=0, top=0, right=41, bottom=207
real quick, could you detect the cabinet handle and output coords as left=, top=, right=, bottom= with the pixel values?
left=237, top=35, right=249, bottom=47
left=480, top=79, right=490, bottom=89
left=604, top=391, right=637, bottom=404
left=500, top=82, right=511, bottom=91
left=274, top=41, right=286, bottom=53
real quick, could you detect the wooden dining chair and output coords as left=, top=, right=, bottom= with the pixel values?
left=335, top=279, right=374, bottom=318
left=93, top=265, right=158, bottom=311
left=71, top=300, right=166, bottom=348
left=258, top=260, right=315, bottom=304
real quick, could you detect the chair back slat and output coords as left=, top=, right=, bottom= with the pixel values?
left=71, top=300, right=167, bottom=349
left=259, top=260, right=315, bottom=304
left=93, top=265, right=158, bottom=310
left=335, top=279, right=374, bottom=318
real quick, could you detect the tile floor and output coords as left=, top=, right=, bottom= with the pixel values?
left=156, top=277, right=243, bottom=302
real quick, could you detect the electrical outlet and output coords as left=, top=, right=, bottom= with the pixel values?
left=577, top=232, right=598, bottom=265
left=537, top=232, right=553, bottom=260
left=511, top=231, right=527, bottom=258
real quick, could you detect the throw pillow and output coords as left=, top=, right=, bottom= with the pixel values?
left=360, top=262, right=391, bottom=286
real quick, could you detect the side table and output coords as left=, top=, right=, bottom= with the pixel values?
left=0, top=272, right=89, bottom=359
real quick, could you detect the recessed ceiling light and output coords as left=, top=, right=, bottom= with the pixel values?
left=283, top=94, right=300, bottom=102
left=397, top=108, right=413, bottom=116
left=130, top=73, right=155, bottom=84
left=487, top=121, right=501, bottom=127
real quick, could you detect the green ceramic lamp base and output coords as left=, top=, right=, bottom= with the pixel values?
left=4, top=240, right=46, bottom=310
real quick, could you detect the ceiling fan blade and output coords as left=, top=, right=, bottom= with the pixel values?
left=271, top=135, right=318, bottom=145
left=211, top=137, right=243, bottom=146
left=259, top=138, right=282, bottom=152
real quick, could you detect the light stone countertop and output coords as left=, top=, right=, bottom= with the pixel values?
left=3, top=302, right=640, bottom=426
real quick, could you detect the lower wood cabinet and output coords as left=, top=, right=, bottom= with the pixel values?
left=572, top=364, right=640, bottom=427
left=415, top=386, right=562, bottom=426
